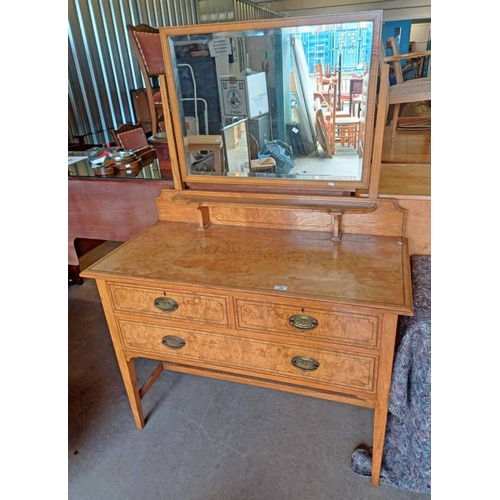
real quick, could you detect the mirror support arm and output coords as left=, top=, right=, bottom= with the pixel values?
left=330, top=211, right=342, bottom=243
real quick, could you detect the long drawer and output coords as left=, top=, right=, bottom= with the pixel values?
left=107, top=283, right=230, bottom=327
left=235, top=298, right=380, bottom=349
left=117, top=318, right=378, bottom=394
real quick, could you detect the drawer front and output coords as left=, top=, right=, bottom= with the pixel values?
left=108, top=283, right=229, bottom=327
left=117, top=319, right=377, bottom=394
left=235, top=299, right=379, bottom=348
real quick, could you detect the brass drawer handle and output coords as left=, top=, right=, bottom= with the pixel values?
left=154, top=297, right=179, bottom=313
left=161, top=335, right=186, bottom=350
left=288, top=314, right=318, bottom=331
left=291, top=356, right=320, bottom=372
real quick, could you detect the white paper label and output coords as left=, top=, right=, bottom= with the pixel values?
left=209, top=38, right=232, bottom=57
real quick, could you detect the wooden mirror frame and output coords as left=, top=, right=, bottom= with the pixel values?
left=159, top=11, right=382, bottom=193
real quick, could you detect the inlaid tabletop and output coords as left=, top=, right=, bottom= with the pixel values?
left=83, top=221, right=413, bottom=314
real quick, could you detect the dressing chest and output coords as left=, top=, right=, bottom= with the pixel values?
left=80, top=11, right=416, bottom=486
left=81, top=191, right=413, bottom=486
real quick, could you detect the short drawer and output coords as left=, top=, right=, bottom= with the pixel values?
left=117, top=318, right=377, bottom=394
left=108, top=283, right=229, bottom=327
left=235, top=298, right=380, bottom=348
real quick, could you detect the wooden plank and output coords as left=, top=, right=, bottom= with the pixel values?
left=358, top=163, right=430, bottom=198
left=369, top=64, right=390, bottom=198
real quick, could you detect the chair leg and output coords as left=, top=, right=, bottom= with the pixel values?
left=390, top=103, right=400, bottom=139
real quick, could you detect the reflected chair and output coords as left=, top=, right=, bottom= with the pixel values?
left=314, top=83, right=338, bottom=155
left=314, top=109, right=332, bottom=158
left=339, top=77, right=362, bottom=115
left=384, top=36, right=431, bottom=138
left=113, top=124, right=148, bottom=150
left=314, top=63, right=330, bottom=91
left=127, top=24, right=166, bottom=135
left=314, top=64, right=337, bottom=106
left=349, top=78, right=364, bottom=117
left=369, top=44, right=431, bottom=197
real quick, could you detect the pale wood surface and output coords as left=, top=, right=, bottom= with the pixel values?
left=109, top=282, right=230, bottom=327
left=118, top=318, right=378, bottom=394
left=381, top=128, right=431, bottom=165
left=157, top=190, right=407, bottom=238
left=357, top=122, right=430, bottom=256
left=82, top=221, right=412, bottom=313
left=394, top=199, right=431, bottom=256
left=235, top=296, right=380, bottom=348
left=172, top=190, right=378, bottom=212
left=389, top=79, right=431, bottom=105
left=186, top=135, right=223, bottom=147
left=358, top=163, right=430, bottom=198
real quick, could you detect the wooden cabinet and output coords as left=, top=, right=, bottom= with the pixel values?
left=81, top=193, right=413, bottom=486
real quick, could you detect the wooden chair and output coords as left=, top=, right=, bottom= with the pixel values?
left=314, top=64, right=337, bottom=106
left=314, top=83, right=338, bottom=155
left=384, top=36, right=431, bottom=138
left=112, top=124, right=154, bottom=155
left=127, top=24, right=166, bottom=136
left=369, top=51, right=431, bottom=197
left=314, top=108, right=332, bottom=158
left=314, top=64, right=330, bottom=91
left=349, top=78, right=364, bottom=117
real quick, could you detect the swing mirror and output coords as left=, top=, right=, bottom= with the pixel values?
left=160, top=11, right=382, bottom=190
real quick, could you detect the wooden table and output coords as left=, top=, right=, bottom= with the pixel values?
left=68, top=152, right=174, bottom=284
left=81, top=191, right=413, bottom=486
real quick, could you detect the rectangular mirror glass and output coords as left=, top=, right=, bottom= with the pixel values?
left=160, top=12, right=381, bottom=189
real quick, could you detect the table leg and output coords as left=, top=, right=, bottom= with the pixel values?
left=371, top=313, right=398, bottom=485
left=120, top=358, right=146, bottom=429
left=95, top=279, right=146, bottom=429
left=371, top=405, right=387, bottom=485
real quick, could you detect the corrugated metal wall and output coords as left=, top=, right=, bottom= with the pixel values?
left=198, top=0, right=284, bottom=23
left=68, top=0, right=282, bottom=147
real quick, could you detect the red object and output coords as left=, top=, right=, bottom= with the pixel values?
left=148, top=134, right=172, bottom=179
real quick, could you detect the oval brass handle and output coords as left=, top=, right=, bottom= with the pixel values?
left=161, top=335, right=186, bottom=350
left=288, top=314, right=318, bottom=331
left=154, top=297, right=179, bottom=313
left=291, top=356, right=320, bottom=371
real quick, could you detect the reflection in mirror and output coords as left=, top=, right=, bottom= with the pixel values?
left=162, top=14, right=380, bottom=185
left=221, top=118, right=250, bottom=175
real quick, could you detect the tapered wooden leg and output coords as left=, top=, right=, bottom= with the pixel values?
left=371, top=405, right=387, bottom=485
left=119, top=358, right=146, bottom=429
left=371, top=313, right=399, bottom=486
left=95, top=279, right=146, bottom=429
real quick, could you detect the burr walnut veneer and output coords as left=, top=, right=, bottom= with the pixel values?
left=81, top=190, right=413, bottom=486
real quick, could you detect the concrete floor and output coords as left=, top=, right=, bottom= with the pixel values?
left=68, top=247, right=429, bottom=500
